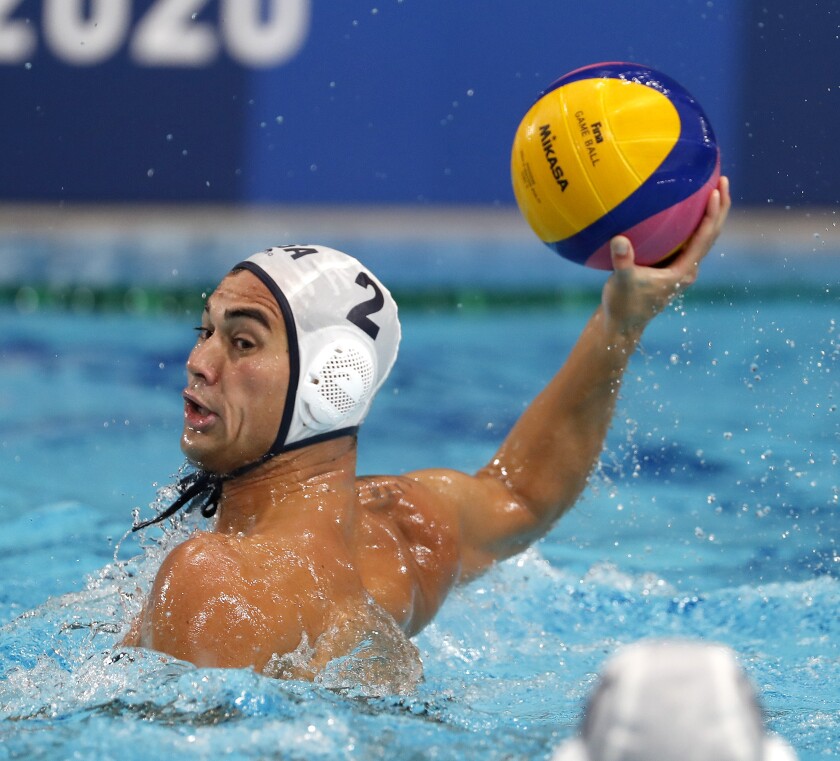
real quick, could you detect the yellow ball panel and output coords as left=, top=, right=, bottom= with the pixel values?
left=602, top=80, right=682, bottom=182
left=511, top=78, right=681, bottom=243
left=511, top=95, right=593, bottom=243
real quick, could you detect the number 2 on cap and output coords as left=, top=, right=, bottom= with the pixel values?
left=346, top=273, right=383, bottom=340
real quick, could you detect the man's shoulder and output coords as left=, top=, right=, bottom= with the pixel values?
left=155, top=531, right=249, bottom=593
left=355, top=474, right=435, bottom=511
left=355, top=473, right=458, bottom=535
left=159, top=528, right=349, bottom=603
left=161, top=529, right=236, bottom=563
left=142, top=531, right=313, bottom=669
left=355, top=468, right=485, bottom=524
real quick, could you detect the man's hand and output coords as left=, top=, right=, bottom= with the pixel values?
left=602, top=176, right=731, bottom=340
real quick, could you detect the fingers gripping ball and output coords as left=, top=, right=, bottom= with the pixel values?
left=511, top=62, right=720, bottom=270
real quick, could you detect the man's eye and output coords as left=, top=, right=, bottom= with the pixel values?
left=234, top=337, right=256, bottom=350
left=194, top=326, right=212, bottom=340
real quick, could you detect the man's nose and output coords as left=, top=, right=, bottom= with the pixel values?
left=186, top=336, right=220, bottom=384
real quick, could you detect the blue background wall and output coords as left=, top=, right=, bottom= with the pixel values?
left=0, top=0, right=836, bottom=206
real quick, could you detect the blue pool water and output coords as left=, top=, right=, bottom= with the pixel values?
left=0, top=233, right=837, bottom=760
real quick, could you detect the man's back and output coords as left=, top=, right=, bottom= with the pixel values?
left=125, top=463, right=463, bottom=680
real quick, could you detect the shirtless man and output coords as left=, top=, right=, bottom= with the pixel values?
left=123, top=178, right=730, bottom=683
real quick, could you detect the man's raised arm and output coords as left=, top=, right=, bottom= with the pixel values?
left=410, top=177, right=731, bottom=580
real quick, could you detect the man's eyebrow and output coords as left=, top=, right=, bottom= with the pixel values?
left=201, top=299, right=274, bottom=331
left=223, top=307, right=273, bottom=331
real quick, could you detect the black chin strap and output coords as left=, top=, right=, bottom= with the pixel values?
left=131, top=470, right=225, bottom=531
left=130, top=428, right=354, bottom=531
left=132, top=450, right=280, bottom=531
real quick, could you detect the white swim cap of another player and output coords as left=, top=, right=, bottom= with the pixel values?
left=235, top=245, right=400, bottom=455
left=551, top=639, right=798, bottom=761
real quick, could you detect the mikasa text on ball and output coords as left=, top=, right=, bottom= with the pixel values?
left=511, top=62, right=720, bottom=269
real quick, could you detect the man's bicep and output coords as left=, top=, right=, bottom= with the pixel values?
left=406, top=467, right=543, bottom=581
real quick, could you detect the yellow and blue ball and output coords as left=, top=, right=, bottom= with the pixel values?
left=511, top=62, right=720, bottom=269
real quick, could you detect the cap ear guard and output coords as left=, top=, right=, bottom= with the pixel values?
left=298, top=337, right=377, bottom=431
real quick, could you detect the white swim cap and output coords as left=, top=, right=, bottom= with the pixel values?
left=551, top=640, right=798, bottom=761
left=235, top=244, right=400, bottom=455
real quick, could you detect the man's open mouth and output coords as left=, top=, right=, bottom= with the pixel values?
left=183, top=393, right=218, bottom=429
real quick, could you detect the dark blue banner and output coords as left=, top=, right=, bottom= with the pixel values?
left=0, top=1, right=753, bottom=204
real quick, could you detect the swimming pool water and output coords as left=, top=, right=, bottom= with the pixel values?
left=0, top=249, right=837, bottom=759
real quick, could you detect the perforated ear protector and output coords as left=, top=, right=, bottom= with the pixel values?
left=298, top=335, right=377, bottom=431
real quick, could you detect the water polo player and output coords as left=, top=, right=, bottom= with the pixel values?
left=122, top=177, right=731, bottom=685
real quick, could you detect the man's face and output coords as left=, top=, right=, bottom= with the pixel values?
left=181, top=269, right=289, bottom=474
